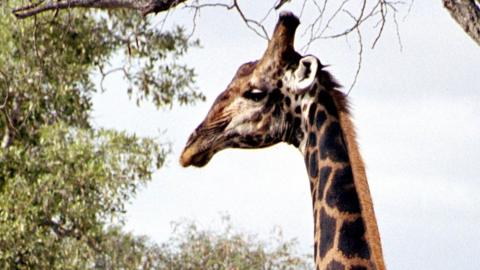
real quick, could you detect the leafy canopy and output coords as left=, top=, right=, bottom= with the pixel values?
left=0, top=1, right=309, bottom=269
left=0, top=0, right=201, bottom=268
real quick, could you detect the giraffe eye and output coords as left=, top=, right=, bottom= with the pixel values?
left=243, top=89, right=267, bottom=102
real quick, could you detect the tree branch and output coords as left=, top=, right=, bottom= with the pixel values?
left=443, top=0, right=480, bottom=46
left=275, top=0, right=291, bottom=10
left=1, top=96, right=19, bottom=149
left=185, top=0, right=270, bottom=40
left=12, top=0, right=187, bottom=19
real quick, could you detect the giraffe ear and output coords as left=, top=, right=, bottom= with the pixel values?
left=293, top=55, right=319, bottom=94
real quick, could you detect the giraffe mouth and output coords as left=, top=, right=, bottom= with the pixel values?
left=180, top=148, right=211, bottom=167
left=179, top=138, right=214, bottom=168
left=180, top=117, right=230, bottom=167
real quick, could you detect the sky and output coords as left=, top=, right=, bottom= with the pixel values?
left=92, top=1, right=480, bottom=269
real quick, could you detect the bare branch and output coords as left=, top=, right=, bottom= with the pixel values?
left=260, top=2, right=277, bottom=24
left=322, top=0, right=367, bottom=39
left=298, top=0, right=308, bottom=18
left=99, top=66, right=129, bottom=92
left=1, top=124, right=11, bottom=149
left=0, top=70, right=8, bottom=110
left=10, top=0, right=416, bottom=97
left=140, top=0, right=187, bottom=16
left=403, top=0, right=415, bottom=20
left=275, top=0, right=291, bottom=10
left=318, top=0, right=350, bottom=38
left=371, top=1, right=387, bottom=48
left=392, top=11, right=403, bottom=51
left=232, top=0, right=270, bottom=40
left=185, top=0, right=270, bottom=40
left=1, top=106, right=12, bottom=149
left=12, top=0, right=187, bottom=19
left=296, top=0, right=408, bottom=95
left=1, top=96, right=19, bottom=149
left=343, top=9, right=364, bottom=95
left=300, top=0, right=406, bottom=52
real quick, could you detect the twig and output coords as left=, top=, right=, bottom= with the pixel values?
left=0, top=89, right=8, bottom=110
left=99, top=66, right=129, bottom=92
left=371, top=0, right=387, bottom=48
left=392, top=11, right=403, bottom=51
left=299, top=0, right=308, bottom=18
left=403, top=0, right=414, bottom=21
left=300, top=0, right=328, bottom=52
left=345, top=12, right=363, bottom=95
left=260, top=2, right=277, bottom=24
left=232, top=0, right=269, bottom=40
left=275, top=0, right=290, bottom=10
left=322, top=0, right=367, bottom=39
left=318, top=0, right=350, bottom=38
left=185, top=0, right=269, bottom=40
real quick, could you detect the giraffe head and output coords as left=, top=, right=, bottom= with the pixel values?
left=180, top=12, right=338, bottom=167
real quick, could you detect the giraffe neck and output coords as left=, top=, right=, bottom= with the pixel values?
left=298, top=89, right=385, bottom=270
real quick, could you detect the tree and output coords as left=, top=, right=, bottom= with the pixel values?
left=143, top=216, right=312, bottom=270
left=9, top=0, right=478, bottom=93
left=443, top=0, right=480, bottom=46
left=0, top=125, right=166, bottom=269
left=0, top=0, right=202, bottom=268
left=0, top=0, right=312, bottom=268
left=82, top=217, right=311, bottom=269
left=9, top=1, right=480, bottom=45
left=2, top=0, right=477, bottom=268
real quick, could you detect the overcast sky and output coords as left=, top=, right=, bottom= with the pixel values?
left=93, top=1, right=480, bottom=269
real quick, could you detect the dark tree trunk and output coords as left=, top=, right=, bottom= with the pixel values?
left=443, top=0, right=480, bottom=46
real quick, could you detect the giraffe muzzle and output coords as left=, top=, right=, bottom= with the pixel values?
left=179, top=131, right=217, bottom=168
left=179, top=143, right=212, bottom=167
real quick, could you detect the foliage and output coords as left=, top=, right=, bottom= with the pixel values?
left=0, top=1, right=310, bottom=269
left=0, top=0, right=204, bottom=150
left=0, top=0, right=201, bottom=268
left=0, top=124, right=166, bottom=269
left=154, top=216, right=312, bottom=270
left=91, top=217, right=312, bottom=270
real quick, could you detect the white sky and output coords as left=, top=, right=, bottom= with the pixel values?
left=92, top=1, right=480, bottom=269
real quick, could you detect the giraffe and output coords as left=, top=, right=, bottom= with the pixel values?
left=180, top=12, right=386, bottom=270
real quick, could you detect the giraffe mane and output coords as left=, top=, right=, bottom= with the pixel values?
left=331, top=90, right=387, bottom=270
